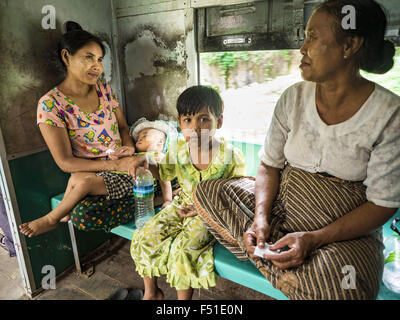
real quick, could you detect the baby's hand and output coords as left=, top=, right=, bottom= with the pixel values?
left=162, top=200, right=172, bottom=209
left=109, top=146, right=135, bottom=160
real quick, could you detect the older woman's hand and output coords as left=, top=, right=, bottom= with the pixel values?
left=264, top=232, right=316, bottom=270
left=178, top=205, right=197, bottom=218
left=243, top=215, right=271, bottom=261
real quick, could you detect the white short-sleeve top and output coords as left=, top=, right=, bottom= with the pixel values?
left=259, top=81, right=400, bottom=208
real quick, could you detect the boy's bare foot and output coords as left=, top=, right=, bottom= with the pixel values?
left=19, top=215, right=58, bottom=237
left=60, top=214, right=71, bottom=222
left=143, top=288, right=164, bottom=300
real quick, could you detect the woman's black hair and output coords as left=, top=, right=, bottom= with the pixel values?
left=177, top=85, right=223, bottom=118
left=316, top=0, right=395, bottom=74
left=56, top=21, right=106, bottom=73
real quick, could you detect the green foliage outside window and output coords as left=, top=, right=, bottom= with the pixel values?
left=361, top=47, right=400, bottom=96
left=201, top=48, right=400, bottom=95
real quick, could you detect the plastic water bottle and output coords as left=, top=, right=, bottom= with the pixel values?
left=133, top=167, right=155, bottom=229
left=382, top=218, right=400, bottom=294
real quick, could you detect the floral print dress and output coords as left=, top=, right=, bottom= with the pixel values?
left=37, top=81, right=122, bottom=159
left=130, top=136, right=246, bottom=290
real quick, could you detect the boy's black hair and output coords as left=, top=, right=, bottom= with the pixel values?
left=177, top=85, right=223, bottom=117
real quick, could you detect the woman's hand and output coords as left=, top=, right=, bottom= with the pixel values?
left=162, top=200, right=172, bottom=209
left=264, top=232, right=316, bottom=270
left=108, top=146, right=135, bottom=160
left=243, top=215, right=271, bottom=261
left=178, top=205, right=197, bottom=218
left=119, top=154, right=149, bottom=178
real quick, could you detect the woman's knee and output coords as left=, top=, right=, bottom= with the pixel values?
left=69, top=172, right=95, bottom=186
left=196, top=177, right=255, bottom=209
left=195, top=179, right=227, bottom=210
left=70, top=173, right=105, bottom=194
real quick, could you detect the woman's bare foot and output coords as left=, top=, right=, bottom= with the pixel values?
left=143, top=288, right=164, bottom=300
left=60, top=214, right=71, bottom=222
left=19, top=215, right=58, bottom=237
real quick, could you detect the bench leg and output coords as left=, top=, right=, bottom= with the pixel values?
left=68, top=220, right=82, bottom=275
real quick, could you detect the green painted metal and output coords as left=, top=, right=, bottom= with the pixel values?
left=110, top=219, right=136, bottom=239
left=9, top=151, right=113, bottom=290
left=230, top=140, right=262, bottom=177
left=109, top=206, right=162, bottom=239
left=213, top=242, right=289, bottom=299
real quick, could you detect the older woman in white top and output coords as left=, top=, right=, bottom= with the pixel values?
left=193, top=0, right=399, bottom=300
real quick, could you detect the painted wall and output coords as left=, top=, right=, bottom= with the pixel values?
left=114, top=1, right=197, bottom=124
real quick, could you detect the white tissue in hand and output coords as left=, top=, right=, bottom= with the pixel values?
left=254, top=243, right=277, bottom=258
left=105, top=149, right=115, bottom=155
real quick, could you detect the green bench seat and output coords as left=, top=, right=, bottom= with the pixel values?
left=51, top=193, right=399, bottom=300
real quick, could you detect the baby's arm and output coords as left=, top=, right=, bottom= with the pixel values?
left=156, top=153, right=176, bottom=208
left=160, top=180, right=173, bottom=209
left=109, top=146, right=135, bottom=160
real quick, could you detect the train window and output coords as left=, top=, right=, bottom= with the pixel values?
left=200, top=47, right=400, bottom=145
left=200, top=49, right=303, bottom=145
left=361, top=47, right=400, bottom=96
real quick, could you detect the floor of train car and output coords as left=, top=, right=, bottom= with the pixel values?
left=27, top=236, right=271, bottom=300
left=0, top=229, right=28, bottom=300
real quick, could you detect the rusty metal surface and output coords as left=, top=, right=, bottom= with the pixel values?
left=117, top=9, right=192, bottom=124
left=198, top=0, right=305, bottom=52
left=115, top=0, right=189, bottom=18
left=206, top=2, right=269, bottom=37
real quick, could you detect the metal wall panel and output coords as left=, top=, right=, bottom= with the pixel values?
left=115, top=5, right=197, bottom=124
left=198, top=0, right=305, bottom=52
left=198, top=0, right=400, bottom=52
left=206, top=1, right=269, bottom=37
left=115, top=0, right=189, bottom=17
left=378, top=0, right=400, bottom=41
left=191, top=0, right=265, bottom=8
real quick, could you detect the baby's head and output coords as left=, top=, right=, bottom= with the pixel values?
left=176, top=85, right=223, bottom=145
left=135, top=128, right=166, bottom=153
left=130, top=118, right=173, bottom=153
